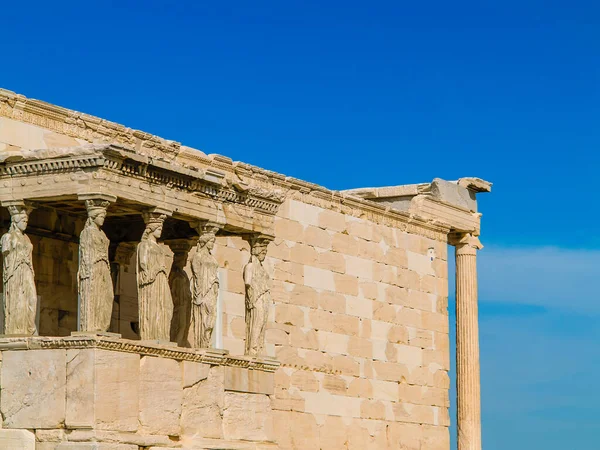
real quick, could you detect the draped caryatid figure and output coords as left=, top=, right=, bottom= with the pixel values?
left=190, top=224, right=220, bottom=349
left=1, top=202, right=37, bottom=335
left=137, top=211, right=173, bottom=341
left=168, top=240, right=192, bottom=347
left=244, top=236, right=272, bottom=356
left=78, top=198, right=114, bottom=332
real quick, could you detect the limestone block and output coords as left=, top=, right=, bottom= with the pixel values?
left=275, top=304, right=305, bottom=327
left=304, top=266, right=335, bottom=291
left=223, top=392, right=273, bottom=441
left=413, top=329, right=436, bottom=350
left=56, top=444, right=137, bottom=450
left=345, top=295, right=372, bottom=319
left=318, top=415, right=350, bottom=450
left=373, top=361, right=409, bottom=382
left=316, top=331, right=349, bottom=354
left=181, top=366, right=224, bottom=439
left=139, top=356, right=182, bottom=435
left=347, top=377, right=372, bottom=398
left=407, top=251, right=435, bottom=277
left=396, top=344, right=423, bottom=368
left=332, top=354, right=360, bottom=376
left=345, top=255, right=373, bottom=279
left=0, top=429, right=34, bottom=450
left=224, top=366, right=274, bottom=395
left=421, top=311, right=449, bottom=333
left=290, top=370, right=319, bottom=392
left=331, top=233, right=359, bottom=256
left=289, top=284, right=319, bottom=308
left=1, top=349, right=66, bottom=429
left=357, top=239, right=384, bottom=262
left=94, top=350, right=140, bottom=432
left=289, top=243, right=318, bottom=265
left=271, top=387, right=305, bottom=412
left=289, top=328, right=319, bottom=350
left=318, top=209, right=346, bottom=232
left=348, top=336, right=372, bottom=359
left=333, top=273, right=359, bottom=296
left=274, top=218, right=304, bottom=242
left=66, top=349, right=96, bottom=428
left=285, top=200, right=320, bottom=227
left=347, top=221, right=374, bottom=241
left=321, top=374, right=347, bottom=395
left=273, top=410, right=319, bottom=449
left=316, top=250, right=346, bottom=274
left=371, top=379, right=400, bottom=402
left=303, top=225, right=331, bottom=249
left=300, top=391, right=361, bottom=417
left=360, top=400, right=386, bottom=420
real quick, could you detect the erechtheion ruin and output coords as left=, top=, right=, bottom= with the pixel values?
left=0, top=88, right=490, bottom=450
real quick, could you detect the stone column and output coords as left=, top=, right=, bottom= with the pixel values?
left=243, top=235, right=273, bottom=356
left=0, top=200, right=37, bottom=336
left=137, top=208, right=174, bottom=341
left=77, top=193, right=116, bottom=333
left=451, top=232, right=483, bottom=450
left=165, top=238, right=194, bottom=347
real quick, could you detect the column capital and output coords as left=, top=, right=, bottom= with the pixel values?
left=191, top=220, right=222, bottom=236
left=449, top=232, right=483, bottom=256
left=142, top=206, right=172, bottom=225
left=1, top=200, right=34, bottom=216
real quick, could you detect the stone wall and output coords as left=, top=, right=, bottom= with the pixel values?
left=212, top=198, right=450, bottom=450
left=0, top=337, right=277, bottom=450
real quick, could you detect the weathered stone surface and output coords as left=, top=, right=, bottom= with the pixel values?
left=94, top=350, right=139, bottom=432
left=224, top=366, right=274, bottom=395
left=56, top=444, right=137, bottom=450
left=223, top=392, right=273, bottom=441
left=1, top=349, right=66, bottom=428
left=0, top=429, right=35, bottom=450
left=182, top=360, right=210, bottom=388
left=139, top=356, right=182, bottom=435
left=66, top=349, right=96, bottom=428
left=181, top=366, right=224, bottom=439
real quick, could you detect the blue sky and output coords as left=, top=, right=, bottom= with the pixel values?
left=3, top=2, right=599, bottom=448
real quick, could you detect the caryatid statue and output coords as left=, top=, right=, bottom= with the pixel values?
left=244, top=236, right=273, bottom=356
left=1, top=202, right=37, bottom=335
left=168, top=239, right=192, bottom=347
left=190, top=223, right=220, bottom=349
left=78, top=195, right=115, bottom=332
left=137, top=210, right=174, bottom=341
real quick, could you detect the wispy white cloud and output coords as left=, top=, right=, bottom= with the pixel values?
left=449, top=246, right=600, bottom=314
left=447, top=245, right=600, bottom=450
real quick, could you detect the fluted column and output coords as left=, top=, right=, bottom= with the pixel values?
left=451, top=232, right=483, bottom=450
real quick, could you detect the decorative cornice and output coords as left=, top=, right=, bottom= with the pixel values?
left=0, top=145, right=285, bottom=216
left=0, top=88, right=455, bottom=240
left=0, top=335, right=281, bottom=372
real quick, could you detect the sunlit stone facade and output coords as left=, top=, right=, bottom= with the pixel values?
left=0, top=88, right=490, bottom=450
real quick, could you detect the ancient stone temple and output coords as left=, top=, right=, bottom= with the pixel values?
left=0, top=88, right=490, bottom=450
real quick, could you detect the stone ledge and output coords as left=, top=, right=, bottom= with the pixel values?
left=0, top=336, right=280, bottom=372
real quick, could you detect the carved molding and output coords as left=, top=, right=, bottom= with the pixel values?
left=0, top=336, right=281, bottom=372
left=0, top=146, right=284, bottom=216
left=0, top=88, right=455, bottom=241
